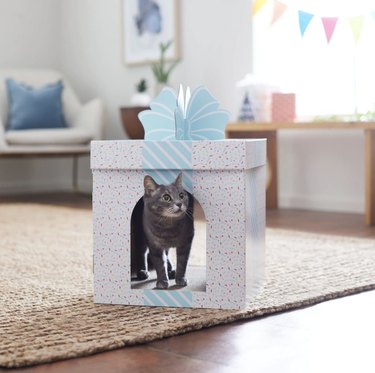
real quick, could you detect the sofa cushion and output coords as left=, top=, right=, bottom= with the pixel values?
left=6, top=79, right=67, bottom=130
left=5, top=128, right=93, bottom=145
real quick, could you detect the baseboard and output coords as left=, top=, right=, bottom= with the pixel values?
left=279, top=194, right=364, bottom=214
left=0, top=181, right=363, bottom=213
left=0, top=178, right=92, bottom=195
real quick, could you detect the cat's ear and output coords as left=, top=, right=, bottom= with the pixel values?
left=174, top=172, right=183, bottom=188
left=144, top=175, right=158, bottom=196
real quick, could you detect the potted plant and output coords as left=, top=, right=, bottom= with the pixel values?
left=131, top=78, right=151, bottom=106
left=120, top=78, right=150, bottom=139
left=151, top=40, right=180, bottom=94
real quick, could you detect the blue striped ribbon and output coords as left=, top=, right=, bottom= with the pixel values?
left=142, top=141, right=193, bottom=193
left=144, top=289, right=193, bottom=307
left=141, top=140, right=194, bottom=307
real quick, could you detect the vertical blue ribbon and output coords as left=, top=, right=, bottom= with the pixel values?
left=142, top=141, right=193, bottom=193
left=141, top=141, right=194, bottom=307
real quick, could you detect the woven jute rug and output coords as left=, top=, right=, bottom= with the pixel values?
left=1, top=203, right=375, bottom=368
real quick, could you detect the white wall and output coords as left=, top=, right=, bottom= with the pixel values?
left=0, top=0, right=60, bottom=68
left=0, top=0, right=80, bottom=194
left=59, top=0, right=252, bottom=138
left=278, top=130, right=364, bottom=213
left=172, top=0, right=252, bottom=120
left=0, top=0, right=366, bottom=213
left=59, top=0, right=132, bottom=140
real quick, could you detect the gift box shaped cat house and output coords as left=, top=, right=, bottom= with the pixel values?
left=91, top=86, right=266, bottom=310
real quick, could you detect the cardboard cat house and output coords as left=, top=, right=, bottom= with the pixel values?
left=91, top=86, right=266, bottom=310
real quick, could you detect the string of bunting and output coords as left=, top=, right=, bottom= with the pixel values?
left=252, top=0, right=375, bottom=44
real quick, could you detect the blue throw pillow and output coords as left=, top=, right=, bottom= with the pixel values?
left=6, top=79, right=67, bottom=130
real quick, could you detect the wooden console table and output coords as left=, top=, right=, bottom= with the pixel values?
left=120, top=106, right=147, bottom=139
left=226, top=121, right=375, bottom=226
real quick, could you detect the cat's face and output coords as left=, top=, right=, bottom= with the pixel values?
left=143, top=173, right=189, bottom=218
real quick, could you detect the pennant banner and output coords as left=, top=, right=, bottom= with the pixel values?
left=253, top=0, right=375, bottom=44
left=271, top=0, right=287, bottom=25
left=349, top=16, right=365, bottom=43
left=321, top=17, right=338, bottom=43
left=298, top=11, right=314, bottom=37
left=252, top=0, right=267, bottom=15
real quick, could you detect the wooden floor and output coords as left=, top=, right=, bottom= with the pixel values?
left=1, top=193, right=375, bottom=373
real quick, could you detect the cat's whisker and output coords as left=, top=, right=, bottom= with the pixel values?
left=184, top=212, right=193, bottom=221
left=185, top=209, right=193, bottom=217
left=157, top=215, right=167, bottom=224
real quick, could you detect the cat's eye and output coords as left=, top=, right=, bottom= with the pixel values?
left=162, top=194, right=171, bottom=202
left=179, top=193, right=185, bottom=199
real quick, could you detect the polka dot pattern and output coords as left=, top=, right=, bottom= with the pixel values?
left=91, top=140, right=266, bottom=309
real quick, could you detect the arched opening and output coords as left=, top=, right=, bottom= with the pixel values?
left=130, top=194, right=207, bottom=292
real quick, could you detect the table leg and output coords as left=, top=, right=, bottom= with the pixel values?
left=266, top=131, right=278, bottom=209
left=365, top=129, right=375, bottom=225
left=72, top=155, right=79, bottom=193
left=226, top=130, right=278, bottom=209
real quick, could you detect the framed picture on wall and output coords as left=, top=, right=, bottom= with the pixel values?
left=122, top=0, right=180, bottom=65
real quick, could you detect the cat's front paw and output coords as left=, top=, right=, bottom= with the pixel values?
left=175, top=277, right=188, bottom=287
left=137, top=270, right=149, bottom=280
left=156, top=280, right=169, bottom=289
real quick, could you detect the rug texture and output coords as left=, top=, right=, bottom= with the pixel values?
left=1, top=203, right=375, bottom=368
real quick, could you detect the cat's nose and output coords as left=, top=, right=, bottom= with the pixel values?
left=176, top=202, right=182, bottom=208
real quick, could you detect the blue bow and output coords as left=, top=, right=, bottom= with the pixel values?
left=138, top=85, right=230, bottom=141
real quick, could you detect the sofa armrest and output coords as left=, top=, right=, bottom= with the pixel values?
left=0, top=119, right=9, bottom=150
left=72, top=98, right=105, bottom=140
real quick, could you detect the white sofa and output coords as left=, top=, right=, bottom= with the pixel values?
left=0, top=69, right=104, bottom=153
left=0, top=69, right=105, bottom=190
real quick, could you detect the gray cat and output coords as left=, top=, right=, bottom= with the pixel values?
left=131, top=172, right=194, bottom=289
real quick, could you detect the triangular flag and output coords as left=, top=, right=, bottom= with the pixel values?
left=321, top=17, right=338, bottom=43
left=252, top=0, right=267, bottom=15
left=298, top=11, right=314, bottom=37
left=271, top=0, right=288, bottom=25
left=348, top=16, right=364, bottom=43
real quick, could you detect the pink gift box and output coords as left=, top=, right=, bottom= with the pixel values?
left=271, top=93, right=296, bottom=122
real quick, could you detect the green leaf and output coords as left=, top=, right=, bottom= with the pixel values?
left=165, top=59, right=180, bottom=77
left=151, top=40, right=180, bottom=83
